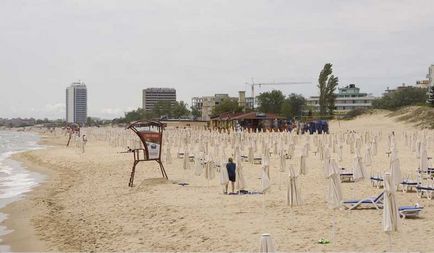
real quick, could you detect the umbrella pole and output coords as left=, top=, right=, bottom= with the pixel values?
left=262, top=192, right=266, bottom=232
left=388, top=232, right=392, bottom=252
left=332, top=209, right=336, bottom=244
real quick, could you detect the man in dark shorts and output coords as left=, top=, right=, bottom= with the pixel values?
left=226, top=158, right=236, bottom=194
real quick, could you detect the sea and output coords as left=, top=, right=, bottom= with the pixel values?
left=0, top=131, right=45, bottom=251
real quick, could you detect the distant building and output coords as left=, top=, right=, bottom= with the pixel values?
left=191, top=91, right=253, bottom=121
left=307, top=84, right=376, bottom=114
left=66, top=81, right=87, bottom=125
left=142, top=88, right=176, bottom=112
left=427, top=65, right=434, bottom=87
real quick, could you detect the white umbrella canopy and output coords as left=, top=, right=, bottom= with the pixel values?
left=383, top=173, right=399, bottom=233
left=420, top=148, right=429, bottom=172
left=287, top=164, right=302, bottom=207
left=365, top=145, right=372, bottom=167
left=299, top=155, right=307, bottom=175
left=183, top=150, right=190, bottom=170
left=259, top=233, right=275, bottom=253
left=372, top=137, right=378, bottom=156
left=390, top=149, right=401, bottom=188
left=236, top=164, right=246, bottom=191
left=261, top=166, right=271, bottom=193
left=352, top=153, right=366, bottom=182
left=327, top=159, right=343, bottom=209
left=219, top=161, right=229, bottom=186
left=279, top=150, right=286, bottom=173
left=194, top=154, right=203, bottom=176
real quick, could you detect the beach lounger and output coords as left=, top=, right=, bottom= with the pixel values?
left=340, top=172, right=354, bottom=182
left=416, top=184, right=434, bottom=199
left=370, top=176, right=384, bottom=189
left=399, top=205, right=423, bottom=219
left=177, top=152, right=185, bottom=158
left=227, top=190, right=263, bottom=195
left=343, top=192, right=384, bottom=210
left=241, top=155, right=249, bottom=162
left=400, top=179, right=418, bottom=193
left=253, top=157, right=262, bottom=165
left=339, top=168, right=354, bottom=182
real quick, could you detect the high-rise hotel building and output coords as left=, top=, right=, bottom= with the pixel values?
left=142, top=88, right=176, bottom=112
left=66, top=81, right=87, bottom=125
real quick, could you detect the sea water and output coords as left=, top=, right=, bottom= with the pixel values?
left=0, top=131, right=45, bottom=250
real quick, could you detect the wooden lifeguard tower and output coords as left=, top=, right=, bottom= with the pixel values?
left=125, top=121, right=168, bottom=187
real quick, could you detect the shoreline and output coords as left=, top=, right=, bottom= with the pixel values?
left=0, top=135, right=57, bottom=251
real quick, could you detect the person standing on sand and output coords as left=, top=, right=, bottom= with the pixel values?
left=226, top=158, right=236, bottom=194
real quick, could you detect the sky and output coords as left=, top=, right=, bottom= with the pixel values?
left=1, top=0, right=433, bottom=119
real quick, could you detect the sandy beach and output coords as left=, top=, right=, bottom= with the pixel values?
left=3, top=111, right=434, bottom=252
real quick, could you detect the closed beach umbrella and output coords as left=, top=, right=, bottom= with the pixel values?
left=390, top=149, right=401, bottom=188
left=299, top=155, right=307, bottom=175
left=183, top=150, right=190, bottom=170
left=365, top=145, right=372, bottom=167
left=236, top=153, right=246, bottom=190
left=327, top=159, right=343, bottom=209
left=279, top=150, right=286, bottom=173
left=261, top=166, right=271, bottom=193
left=383, top=173, right=399, bottom=250
left=166, top=145, right=172, bottom=164
left=248, top=145, right=254, bottom=164
left=236, top=163, right=246, bottom=191
left=287, top=165, right=301, bottom=207
left=219, top=162, right=229, bottom=185
left=372, top=138, right=378, bottom=156
left=194, top=155, right=202, bottom=176
left=352, top=153, right=366, bottom=182
left=259, top=233, right=275, bottom=253
left=420, top=148, right=428, bottom=173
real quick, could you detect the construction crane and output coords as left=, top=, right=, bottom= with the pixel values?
left=245, top=80, right=312, bottom=108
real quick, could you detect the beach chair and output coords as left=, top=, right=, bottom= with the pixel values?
left=253, top=157, right=262, bottom=165
left=400, top=179, right=418, bottom=193
left=370, top=176, right=384, bottom=189
left=416, top=184, right=434, bottom=199
left=399, top=205, right=423, bottom=219
left=343, top=191, right=384, bottom=210
left=339, top=168, right=354, bottom=182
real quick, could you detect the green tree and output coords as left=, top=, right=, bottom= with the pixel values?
left=372, top=87, right=427, bottom=110
left=256, top=90, right=285, bottom=113
left=212, top=98, right=243, bottom=116
left=153, top=101, right=173, bottom=117
left=172, top=101, right=190, bottom=118
left=318, top=63, right=339, bottom=115
left=281, top=93, right=306, bottom=119
left=118, top=108, right=154, bottom=123
left=326, top=75, right=339, bottom=115
left=191, top=106, right=202, bottom=119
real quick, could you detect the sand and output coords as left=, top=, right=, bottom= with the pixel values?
left=3, top=111, right=434, bottom=252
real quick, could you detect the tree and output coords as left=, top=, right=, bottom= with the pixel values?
left=212, top=98, right=243, bottom=116
left=326, top=75, right=339, bottom=115
left=318, top=63, right=339, bottom=115
left=153, top=101, right=173, bottom=118
left=256, top=90, right=285, bottom=114
left=115, top=108, right=154, bottom=123
left=172, top=101, right=190, bottom=118
left=281, top=93, right=306, bottom=119
left=372, top=87, right=427, bottom=110
left=191, top=106, right=202, bottom=119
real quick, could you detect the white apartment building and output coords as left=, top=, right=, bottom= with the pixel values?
left=307, top=84, right=376, bottom=114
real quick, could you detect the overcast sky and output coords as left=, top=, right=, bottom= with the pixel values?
left=1, top=0, right=433, bottom=119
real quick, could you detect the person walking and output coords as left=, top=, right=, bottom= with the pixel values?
left=226, top=158, right=236, bottom=194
